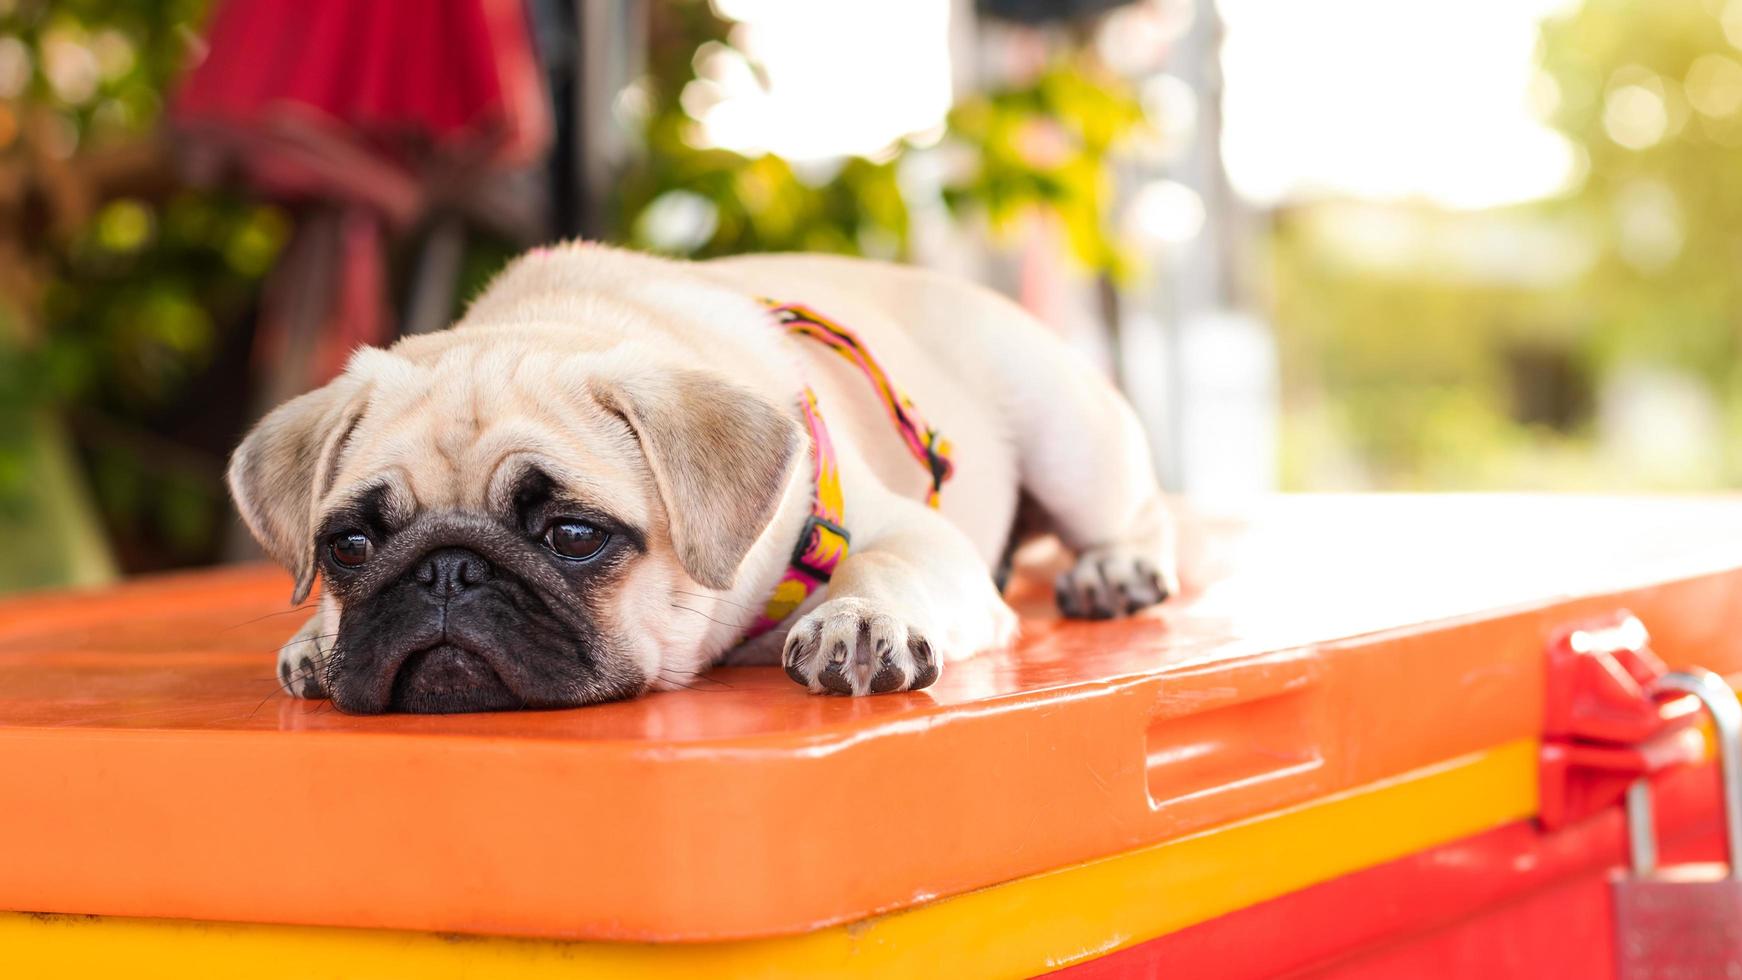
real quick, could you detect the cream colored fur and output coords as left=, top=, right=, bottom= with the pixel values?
left=233, top=243, right=1175, bottom=701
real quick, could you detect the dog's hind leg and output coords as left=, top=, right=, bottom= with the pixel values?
left=992, top=320, right=1179, bottom=619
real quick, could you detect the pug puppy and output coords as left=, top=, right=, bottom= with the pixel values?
left=230, top=244, right=1176, bottom=713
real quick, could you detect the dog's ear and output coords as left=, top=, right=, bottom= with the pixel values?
left=227, top=378, right=370, bottom=604
left=596, top=370, right=803, bottom=590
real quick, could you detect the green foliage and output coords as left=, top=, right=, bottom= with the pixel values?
left=619, top=112, right=910, bottom=258
left=1272, top=0, right=1742, bottom=490
left=1536, top=0, right=1742, bottom=384
left=0, top=0, right=288, bottom=582
left=1267, top=209, right=1554, bottom=489
left=617, top=0, right=1145, bottom=275
left=0, top=0, right=207, bottom=139
left=943, top=60, right=1148, bottom=277
left=47, top=193, right=288, bottom=409
left=617, top=0, right=909, bottom=259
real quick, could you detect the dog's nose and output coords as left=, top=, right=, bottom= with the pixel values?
left=413, top=547, right=493, bottom=596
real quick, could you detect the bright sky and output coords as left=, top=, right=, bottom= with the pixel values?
left=694, top=0, right=1585, bottom=211
left=1218, top=0, right=1585, bottom=209
left=693, top=0, right=953, bottom=161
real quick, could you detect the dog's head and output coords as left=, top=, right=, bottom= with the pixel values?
left=228, top=337, right=802, bottom=713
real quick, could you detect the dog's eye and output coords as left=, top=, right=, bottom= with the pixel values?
left=544, top=519, right=608, bottom=561
left=328, top=531, right=374, bottom=568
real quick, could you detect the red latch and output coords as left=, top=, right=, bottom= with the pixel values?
left=1539, top=611, right=1706, bottom=830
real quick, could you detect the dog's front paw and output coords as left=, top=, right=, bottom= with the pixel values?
left=277, top=615, right=333, bottom=699
left=782, top=597, right=940, bottom=696
left=1056, top=545, right=1177, bottom=619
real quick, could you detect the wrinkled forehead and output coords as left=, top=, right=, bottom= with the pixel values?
left=317, top=351, right=652, bottom=527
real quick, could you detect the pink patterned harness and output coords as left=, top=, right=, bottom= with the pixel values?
left=740, top=301, right=956, bottom=640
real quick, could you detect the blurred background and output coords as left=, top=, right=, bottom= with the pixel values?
left=0, top=0, right=1732, bottom=593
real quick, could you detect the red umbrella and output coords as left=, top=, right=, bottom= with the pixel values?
left=173, top=0, right=549, bottom=400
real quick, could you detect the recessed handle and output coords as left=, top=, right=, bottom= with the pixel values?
left=1145, top=649, right=1329, bottom=819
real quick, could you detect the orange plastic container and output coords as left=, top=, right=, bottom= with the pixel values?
left=1, top=495, right=1740, bottom=946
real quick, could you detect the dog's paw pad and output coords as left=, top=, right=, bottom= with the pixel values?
left=1056, top=547, right=1177, bottom=619
left=783, top=598, right=939, bottom=696
left=277, top=621, right=332, bottom=700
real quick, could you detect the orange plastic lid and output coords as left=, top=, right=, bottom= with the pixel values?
left=2, top=495, right=1741, bottom=942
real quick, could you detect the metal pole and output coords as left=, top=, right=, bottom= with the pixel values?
left=572, top=0, right=646, bottom=240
